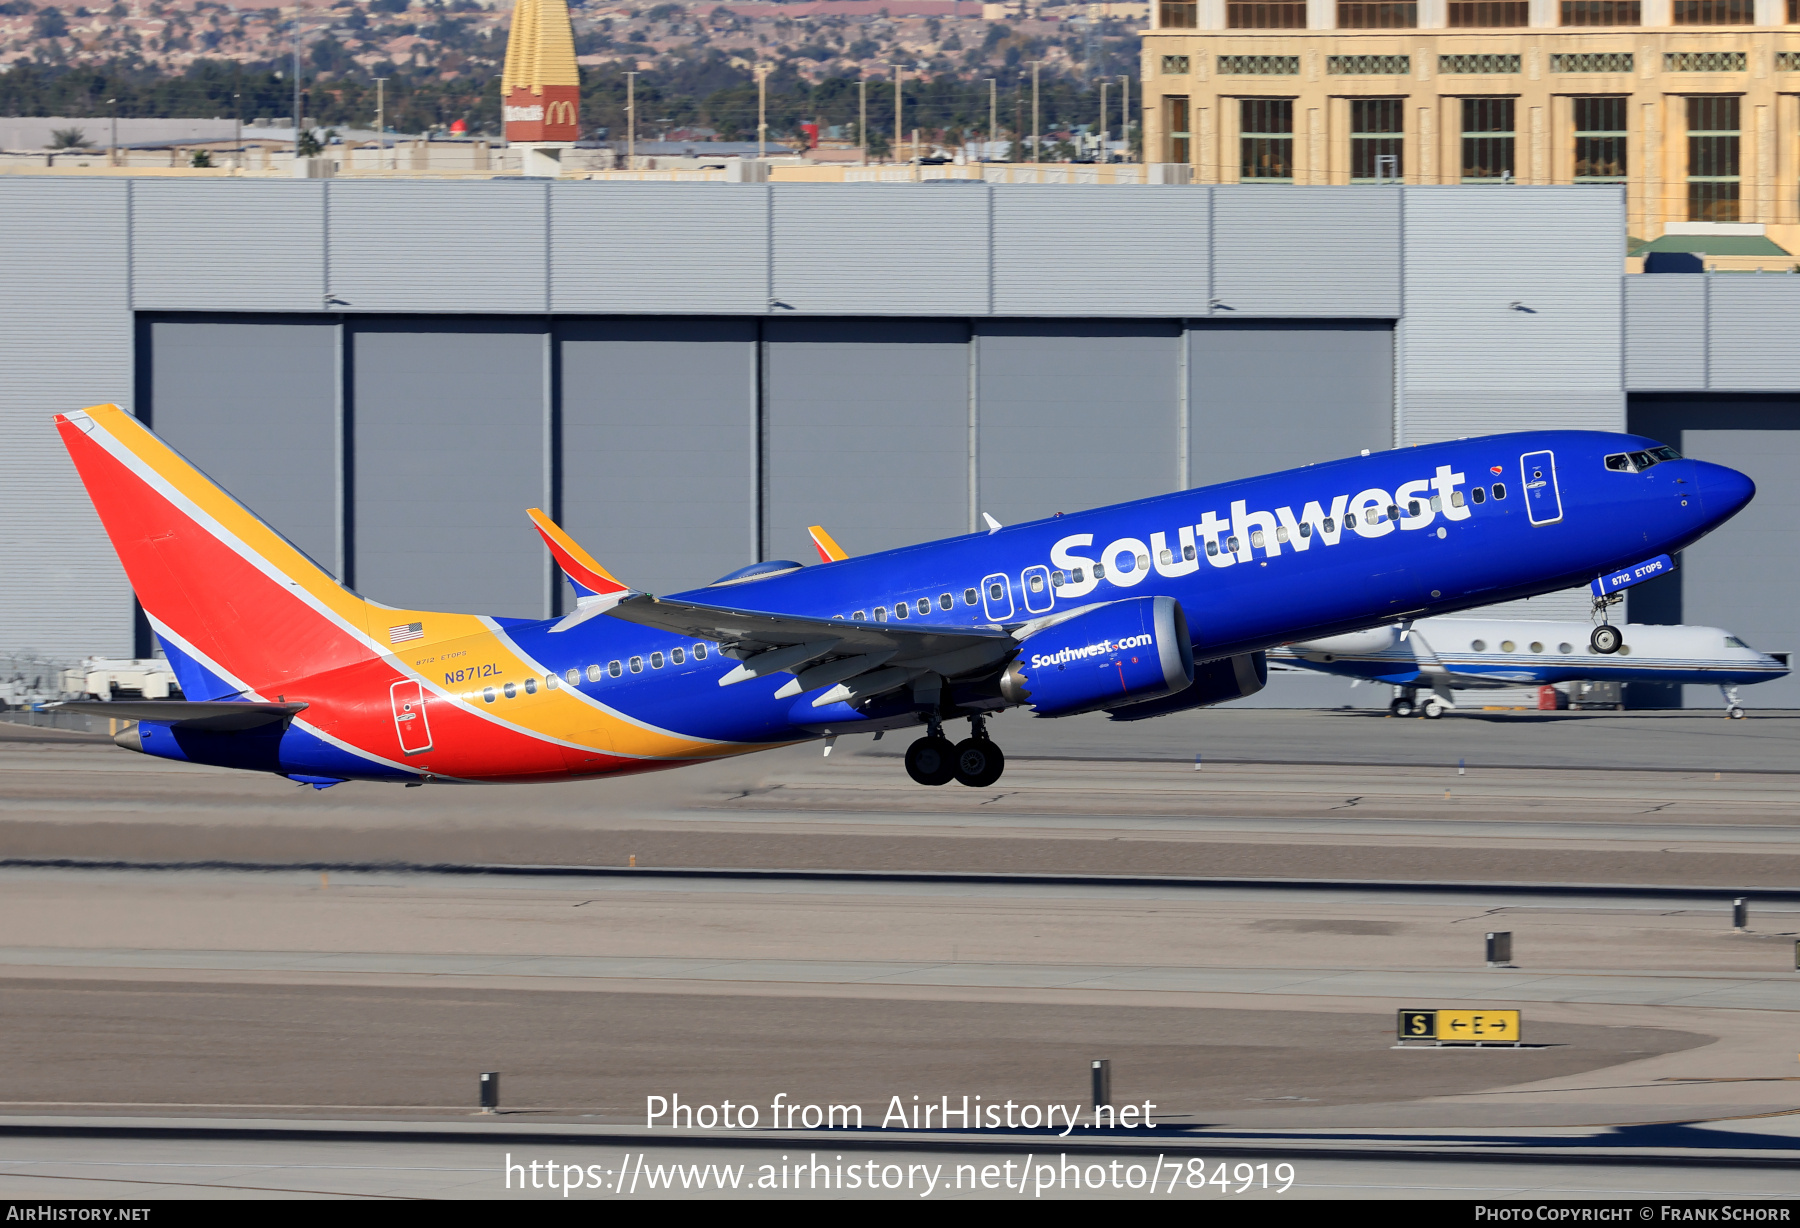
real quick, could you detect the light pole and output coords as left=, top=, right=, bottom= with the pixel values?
left=754, top=63, right=769, bottom=158
left=291, top=5, right=302, bottom=154
left=984, top=77, right=995, bottom=162
left=107, top=96, right=117, bottom=167
left=1029, top=60, right=1042, bottom=164
left=1120, top=73, right=1131, bottom=162
left=373, top=76, right=386, bottom=169
left=1099, top=80, right=1108, bottom=163
left=625, top=70, right=637, bottom=167
left=232, top=91, right=241, bottom=172
left=858, top=78, right=868, bottom=164
left=889, top=63, right=902, bottom=165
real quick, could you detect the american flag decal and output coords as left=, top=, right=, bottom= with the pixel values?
left=389, top=622, right=424, bottom=644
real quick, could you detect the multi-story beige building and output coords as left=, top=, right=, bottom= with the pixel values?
left=1141, top=0, right=1800, bottom=243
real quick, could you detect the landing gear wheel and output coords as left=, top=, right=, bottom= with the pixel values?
left=1422, top=697, right=1447, bottom=719
left=904, top=736, right=957, bottom=786
left=1729, top=707, right=1746, bottom=720
left=1590, top=625, right=1623, bottom=655
left=952, top=737, right=1005, bottom=787
left=1390, top=696, right=1416, bottom=718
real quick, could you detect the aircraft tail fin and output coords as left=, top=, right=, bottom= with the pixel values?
left=54, top=404, right=394, bottom=701
left=527, top=508, right=630, bottom=600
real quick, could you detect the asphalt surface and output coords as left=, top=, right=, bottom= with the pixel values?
left=1, top=709, right=1797, bottom=1199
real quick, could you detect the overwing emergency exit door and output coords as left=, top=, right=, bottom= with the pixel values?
left=390, top=679, right=433, bottom=756
left=1520, top=450, right=1563, bottom=526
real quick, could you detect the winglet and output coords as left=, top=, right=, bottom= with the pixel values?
left=527, top=509, right=629, bottom=599
left=807, top=525, right=849, bottom=564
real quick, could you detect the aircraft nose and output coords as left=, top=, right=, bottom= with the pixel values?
left=1693, top=460, right=1756, bottom=522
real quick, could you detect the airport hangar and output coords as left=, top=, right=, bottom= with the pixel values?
left=2, top=178, right=1796, bottom=708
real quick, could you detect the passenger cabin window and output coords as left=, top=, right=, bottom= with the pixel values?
left=1071, top=568, right=1085, bottom=582
left=546, top=675, right=558, bottom=690
left=1159, top=549, right=1173, bottom=566
left=1492, top=482, right=1507, bottom=499
left=587, top=664, right=604, bottom=682
left=1225, top=537, right=1240, bottom=553
left=1429, top=495, right=1441, bottom=511
left=630, top=656, right=644, bottom=673
left=1386, top=504, right=1401, bottom=521
left=1559, top=642, right=1574, bottom=653
left=1529, top=641, right=1544, bottom=653
left=1184, top=543, right=1196, bottom=560
left=1407, top=500, right=1421, bottom=516
left=524, top=678, right=537, bottom=695
left=1471, top=487, right=1486, bottom=504
left=1451, top=491, right=1466, bottom=507
left=895, top=602, right=909, bottom=619
left=1094, top=563, right=1107, bottom=578
left=854, top=610, right=866, bottom=621
left=875, top=606, right=888, bottom=622
left=1501, top=640, right=1516, bottom=652
left=483, top=686, right=496, bottom=703
left=963, top=588, right=978, bottom=605
left=650, top=652, right=664, bottom=669
left=1206, top=540, right=1219, bottom=557
left=672, top=647, right=686, bottom=665
left=504, top=682, right=517, bottom=698
left=1323, top=518, right=1336, bottom=533
left=916, top=598, right=930, bottom=615
left=1249, top=530, right=1265, bottom=549
left=1275, top=527, right=1288, bottom=544
left=694, top=644, right=708, bottom=660
left=1299, top=523, right=1312, bottom=538
left=1051, top=571, right=1065, bottom=587
left=939, top=593, right=953, bottom=610
left=989, top=582, right=1004, bottom=599
left=566, top=668, right=580, bottom=685
left=1471, top=639, right=1487, bottom=651
left=608, top=660, right=623, bottom=678
left=1028, top=574, right=1045, bottom=592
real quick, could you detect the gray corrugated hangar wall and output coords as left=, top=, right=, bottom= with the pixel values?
left=2, top=179, right=1632, bottom=669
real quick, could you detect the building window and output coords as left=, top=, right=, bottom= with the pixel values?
left=1440, top=54, right=1521, bottom=73
left=1687, top=96, right=1740, bottom=221
left=1561, top=0, right=1640, bottom=22
left=1240, top=98, right=1294, bottom=181
left=1165, top=95, right=1191, bottom=163
left=1337, top=1, right=1417, bottom=24
left=1159, top=0, right=1198, bottom=25
left=1328, top=54, right=1412, bottom=74
left=1161, top=54, right=1190, bottom=74
left=1551, top=52, right=1635, bottom=72
left=1673, top=0, right=1751, bottom=20
left=1219, top=54, right=1302, bottom=74
left=1351, top=98, right=1404, bottom=182
left=1448, top=1, right=1528, bottom=23
left=1461, top=98, right=1514, bottom=182
left=1573, top=96, right=1627, bottom=181
left=1791, top=0, right=1797, bottom=22
left=1228, top=1, right=1307, bottom=25
left=1665, top=51, right=1747, bottom=71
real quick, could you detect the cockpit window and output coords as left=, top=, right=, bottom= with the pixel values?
left=1725, top=635, right=1748, bottom=648
left=1605, top=444, right=1682, bottom=474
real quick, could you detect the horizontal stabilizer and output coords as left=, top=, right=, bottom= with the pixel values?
left=50, top=700, right=307, bottom=731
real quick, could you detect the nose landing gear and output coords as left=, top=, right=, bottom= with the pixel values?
left=1720, top=684, right=1746, bottom=719
left=905, top=715, right=1006, bottom=787
left=1590, top=592, right=1626, bottom=655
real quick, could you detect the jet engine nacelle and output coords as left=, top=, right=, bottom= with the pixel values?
left=1000, top=596, right=1194, bottom=718
left=1285, top=625, right=1401, bottom=662
left=1106, top=651, right=1267, bottom=722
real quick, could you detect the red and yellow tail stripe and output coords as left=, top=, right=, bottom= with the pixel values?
left=56, top=405, right=753, bottom=779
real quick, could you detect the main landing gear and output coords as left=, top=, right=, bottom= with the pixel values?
left=905, top=715, right=1005, bottom=788
left=1389, top=689, right=1448, bottom=719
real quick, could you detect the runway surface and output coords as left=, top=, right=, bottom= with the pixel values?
left=1, top=710, right=1796, bottom=1199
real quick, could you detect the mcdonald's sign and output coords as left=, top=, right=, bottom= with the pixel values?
left=504, top=85, right=580, bottom=143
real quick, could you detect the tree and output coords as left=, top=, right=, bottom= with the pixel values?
left=295, top=127, right=326, bottom=156
left=190, top=148, right=212, bottom=166
left=47, top=126, right=88, bottom=148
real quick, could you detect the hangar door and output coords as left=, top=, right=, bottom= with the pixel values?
left=1629, top=397, right=1800, bottom=709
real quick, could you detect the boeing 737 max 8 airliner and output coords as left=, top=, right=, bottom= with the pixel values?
left=52, top=404, right=1754, bottom=788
